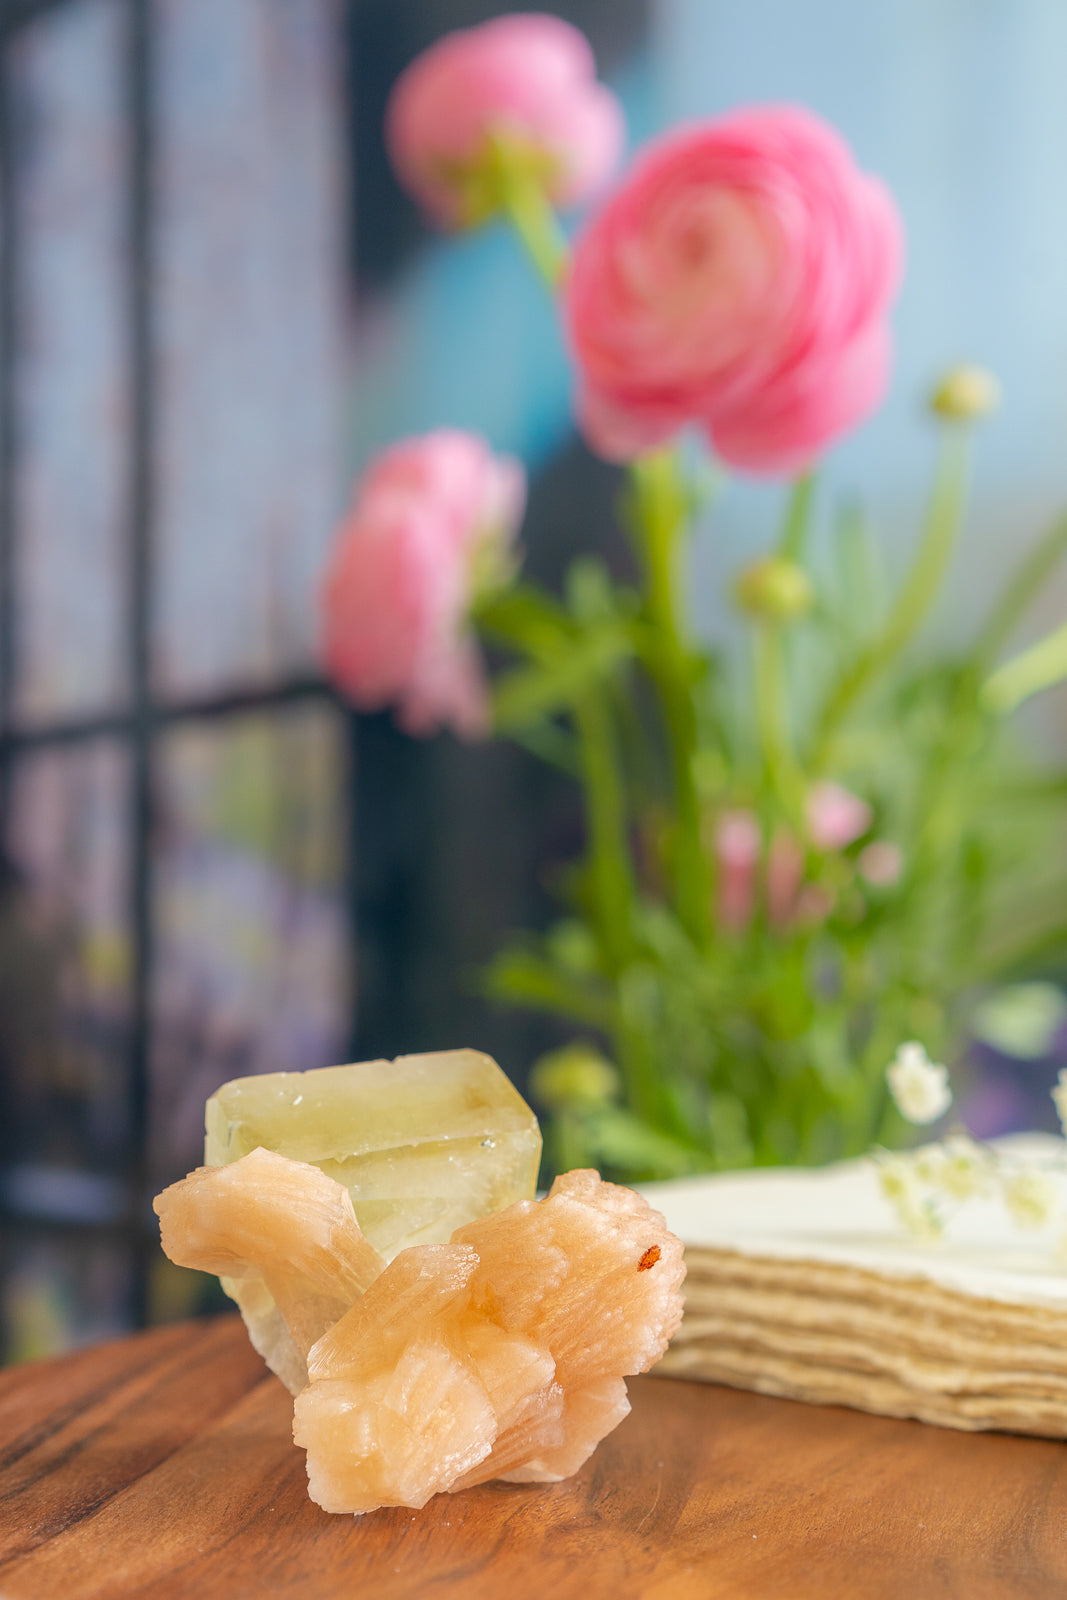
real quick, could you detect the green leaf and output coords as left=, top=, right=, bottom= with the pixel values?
left=483, top=949, right=615, bottom=1030
left=508, top=720, right=581, bottom=777
left=491, top=625, right=634, bottom=730
left=582, top=1105, right=703, bottom=1180
left=545, top=918, right=601, bottom=975
left=564, top=556, right=618, bottom=622
left=474, top=584, right=571, bottom=658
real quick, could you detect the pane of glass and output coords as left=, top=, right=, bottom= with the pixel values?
left=1, top=1227, right=133, bottom=1364
left=149, top=701, right=351, bottom=1187
left=152, top=0, right=347, bottom=697
left=1, top=741, right=132, bottom=1174
left=9, top=0, right=130, bottom=723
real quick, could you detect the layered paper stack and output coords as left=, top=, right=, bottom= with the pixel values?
left=642, top=1136, right=1067, bottom=1438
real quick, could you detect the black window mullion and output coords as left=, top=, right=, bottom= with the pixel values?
left=125, top=0, right=154, bottom=1327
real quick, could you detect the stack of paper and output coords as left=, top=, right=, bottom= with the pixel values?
left=641, top=1136, right=1067, bottom=1437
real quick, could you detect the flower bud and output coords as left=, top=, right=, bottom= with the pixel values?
left=321, top=431, right=525, bottom=739
left=386, top=15, right=624, bottom=229
left=530, top=1044, right=619, bottom=1110
left=929, top=365, right=1000, bottom=422
left=806, top=781, right=871, bottom=851
left=733, top=556, right=814, bottom=622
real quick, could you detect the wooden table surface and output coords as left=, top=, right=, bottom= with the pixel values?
left=1, top=1315, right=1066, bottom=1600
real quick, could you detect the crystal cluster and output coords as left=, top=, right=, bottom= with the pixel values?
left=154, top=1051, right=684, bottom=1514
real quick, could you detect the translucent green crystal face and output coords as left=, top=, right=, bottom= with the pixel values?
left=204, top=1049, right=542, bottom=1260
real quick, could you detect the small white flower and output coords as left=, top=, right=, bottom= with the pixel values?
left=1052, top=1068, right=1067, bottom=1139
left=903, top=1134, right=988, bottom=1205
left=876, top=1152, right=944, bottom=1240
left=912, top=1144, right=945, bottom=1186
left=877, top=1151, right=922, bottom=1206
left=1002, top=1167, right=1056, bottom=1231
left=886, top=1041, right=952, bottom=1125
left=938, top=1133, right=990, bottom=1201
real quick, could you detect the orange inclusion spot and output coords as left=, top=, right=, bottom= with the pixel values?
left=638, top=1246, right=661, bottom=1271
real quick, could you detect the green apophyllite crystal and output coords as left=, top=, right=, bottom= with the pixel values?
left=204, top=1049, right=542, bottom=1260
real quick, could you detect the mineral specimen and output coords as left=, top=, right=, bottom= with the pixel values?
left=154, top=1052, right=685, bottom=1515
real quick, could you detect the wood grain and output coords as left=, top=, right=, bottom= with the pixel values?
left=2, top=1315, right=1067, bottom=1599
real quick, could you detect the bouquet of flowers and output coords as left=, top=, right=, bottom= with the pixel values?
left=321, top=14, right=1067, bottom=1182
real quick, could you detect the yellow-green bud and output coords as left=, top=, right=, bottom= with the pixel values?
left=733, top=556, right=814, bottom=622
left=929, top=365, right=1001, bottom=422
left=529, top=1044, right=619, bottom=1110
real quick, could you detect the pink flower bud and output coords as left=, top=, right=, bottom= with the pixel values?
left=714, top=809, right=761, bottom=932
left=321, top=430, right=525, bottom=739
left=564, top=106, right=903, bottom=475
left=386, top=14, right=624, bottom=228
left=806, top=782, right=872, bottom=852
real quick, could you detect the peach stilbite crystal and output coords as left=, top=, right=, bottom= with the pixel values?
left=154, top=1148, right=385, bottom=1394
left=293, top=1170, right=686, bottom=1514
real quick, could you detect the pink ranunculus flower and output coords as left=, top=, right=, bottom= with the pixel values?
left=564, top=106, right=903, bottom=475
left=385, top=14, right=624, bottom=228
left=321, top=430, right=525, bottom=739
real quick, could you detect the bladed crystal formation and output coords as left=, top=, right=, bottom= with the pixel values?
left=155, top=1151, right=685, bottom=1513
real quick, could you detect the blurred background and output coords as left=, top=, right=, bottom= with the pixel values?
left=2, top=0, right=1067, bottom=1363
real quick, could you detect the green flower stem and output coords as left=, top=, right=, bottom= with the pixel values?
left=631, top=452, right=712, bottom=946
left=911, top=514, right=1067, bottom=883
left=779, top=471, right=817, bottom=562
left=811, top=427, right=972, bottom=771
left=745, top=473, right=818, bottom=824
left=753, top=622, right=805, bottom=823
left=573, top=691, right=635, bottom=974
left=637, top=451, right=689, bottom=631
left=983, top=619, right=1067, bottom=715
left=614, top=1034, right=669, bottom=1131
left=488, top=137, right=569, bottom=288
left=973, top=506, right=1067, bottom=672
left=905, top=510, right=1067, bottom=906
left=499, top=173, right=568, bottom=287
